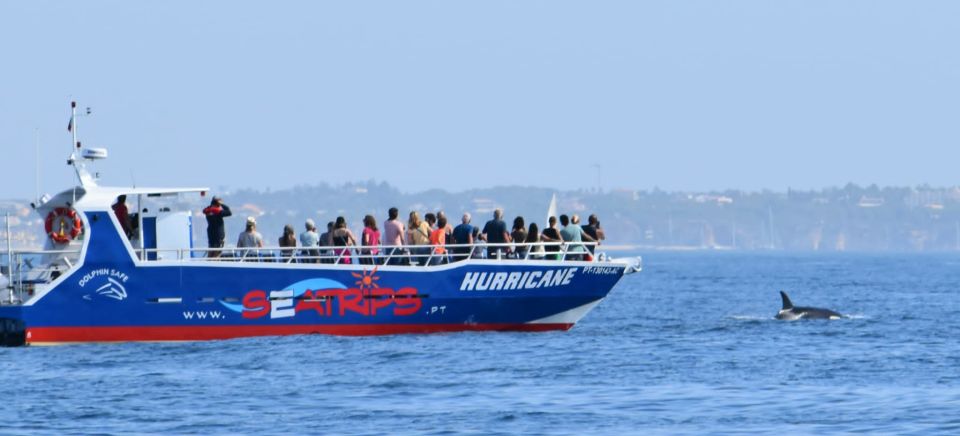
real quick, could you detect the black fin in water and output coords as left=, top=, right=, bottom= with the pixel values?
left=780, top=291, right=793, bottom=310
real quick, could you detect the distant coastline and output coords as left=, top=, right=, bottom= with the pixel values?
left=5, top=182, right=960, bottom=252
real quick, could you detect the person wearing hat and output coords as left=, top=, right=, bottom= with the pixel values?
left=237, top=216, right=264, bottom=258
left=299, top=219, right=320, bottom=263
left=237, top=217, right=264, bottom=247
left=203, top=196, right=232, bottom=258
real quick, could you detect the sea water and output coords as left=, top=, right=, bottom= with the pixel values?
left=1, top=252, right=958, bottom=434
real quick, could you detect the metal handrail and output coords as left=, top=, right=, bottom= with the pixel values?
left=0, top=239, right=607, bottom=304
left=140, top=241, right=601, bottom=265
left=0, top=249, right=82, bottom=256
left=1, top=249, right=83, bottom=305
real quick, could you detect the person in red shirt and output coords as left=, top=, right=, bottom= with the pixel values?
left=112, top=195, right=132, bottom=238
left=429, top=216, right=448, bottom=265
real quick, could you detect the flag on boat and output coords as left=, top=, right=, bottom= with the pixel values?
left=67, top=115, right=74, bottom=132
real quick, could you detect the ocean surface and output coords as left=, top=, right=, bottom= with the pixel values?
left=2, top=252, right=959, bottom=434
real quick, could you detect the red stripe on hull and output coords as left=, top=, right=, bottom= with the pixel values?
left=26, top=323, right=574, bottom=344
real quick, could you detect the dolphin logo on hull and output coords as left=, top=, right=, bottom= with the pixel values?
left=775, top=291, right=842, bottom=320
left=95, top=277, right=128, bottom=300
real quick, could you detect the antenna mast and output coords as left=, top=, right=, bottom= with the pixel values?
left=66, top=101, right=97, bottom=188
left=70, top=101, right=77, bottom=154
left=35, top=129, right=40, bottom=204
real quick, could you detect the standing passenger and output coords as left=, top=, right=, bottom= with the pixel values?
left=571, top=214, right=597, bottom=259
left=203, top=196, right=232, bottom=258
left=361, top=214, right=381, bottom=265
left=526, top=223, right=544, bottom=259
left=112, top=195, right=132, bottom=238
left=451, top=213, right=474, bottom=262
left=407, top=211, right=432, bottom=266
left=299, top=219, right=320, bottom=263
left=559, top=214, right=594, bottom=261
left=581, top=214, right=605, bottom=254
left=237, top=217, right=264, bottom=259
left=319, top=221, right=334, bottom=263
left=383, top=207, right=406, bottom=265
left=511, top=216, right=527, bottom=259
left=279, top=224, right=297, bottom=260
left=437, top=211, right=454, bottom=243
left=429, top=216, right=448, bottom=265
left=481, top=208, right=511, bottom=259
left=471, top=226, right=483, bottom=259
left=540, top=216, right=562, bottom=260
left=330, top=216, right=357, bottom=264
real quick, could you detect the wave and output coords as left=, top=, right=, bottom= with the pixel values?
left=729, top=315, right=772, bottom=321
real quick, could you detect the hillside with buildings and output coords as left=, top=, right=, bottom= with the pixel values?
left=4, top=183, right=960, bottom=252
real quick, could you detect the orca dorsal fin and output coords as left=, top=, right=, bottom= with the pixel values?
left=780, top=291, right=794, bottom=310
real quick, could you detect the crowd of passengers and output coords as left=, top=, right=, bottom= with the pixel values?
left=199, top=197, right=605, bottom=265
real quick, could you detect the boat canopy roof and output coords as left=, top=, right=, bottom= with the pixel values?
left=57, top=185, right=210, bottom=210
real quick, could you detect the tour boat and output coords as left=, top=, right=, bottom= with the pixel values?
left=0, top=103, right=641, bottom=346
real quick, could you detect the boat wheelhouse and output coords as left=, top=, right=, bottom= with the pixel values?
left=0, top=103, right=641, bottom=346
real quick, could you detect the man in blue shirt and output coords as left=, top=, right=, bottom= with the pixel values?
left=451, top=213, right=475, bottom=262
left=481, top=208, right=511, bottom=259
left=559, top=214, right=595, bottom=261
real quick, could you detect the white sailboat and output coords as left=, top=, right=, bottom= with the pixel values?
left=546, top=193, right=558, bottom=223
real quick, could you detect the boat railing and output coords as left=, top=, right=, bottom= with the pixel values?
left=0, top=241, right=620, bottom=304
left=140, top=241, right=604, bottom=265
left=1, top=249, right=83, bottom=305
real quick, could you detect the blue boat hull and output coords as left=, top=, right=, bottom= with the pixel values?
left=2, top=212, right=627, bottom=344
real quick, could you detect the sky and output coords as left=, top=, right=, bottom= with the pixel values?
left=1, top=1, right=958, bottom=199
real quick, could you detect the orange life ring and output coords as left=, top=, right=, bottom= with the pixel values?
left=44, top=207, right=83, bottom=244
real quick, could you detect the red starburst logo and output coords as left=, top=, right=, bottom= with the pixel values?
left=351, top=266, right=380, bottom=290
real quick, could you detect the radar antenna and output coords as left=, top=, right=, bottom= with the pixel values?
left=65, top=101, right=103, bottom=188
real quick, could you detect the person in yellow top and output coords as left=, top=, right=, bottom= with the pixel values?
left=407, top=211, right=432, bottom=266
left=429, top=216, right=448, bottom=265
